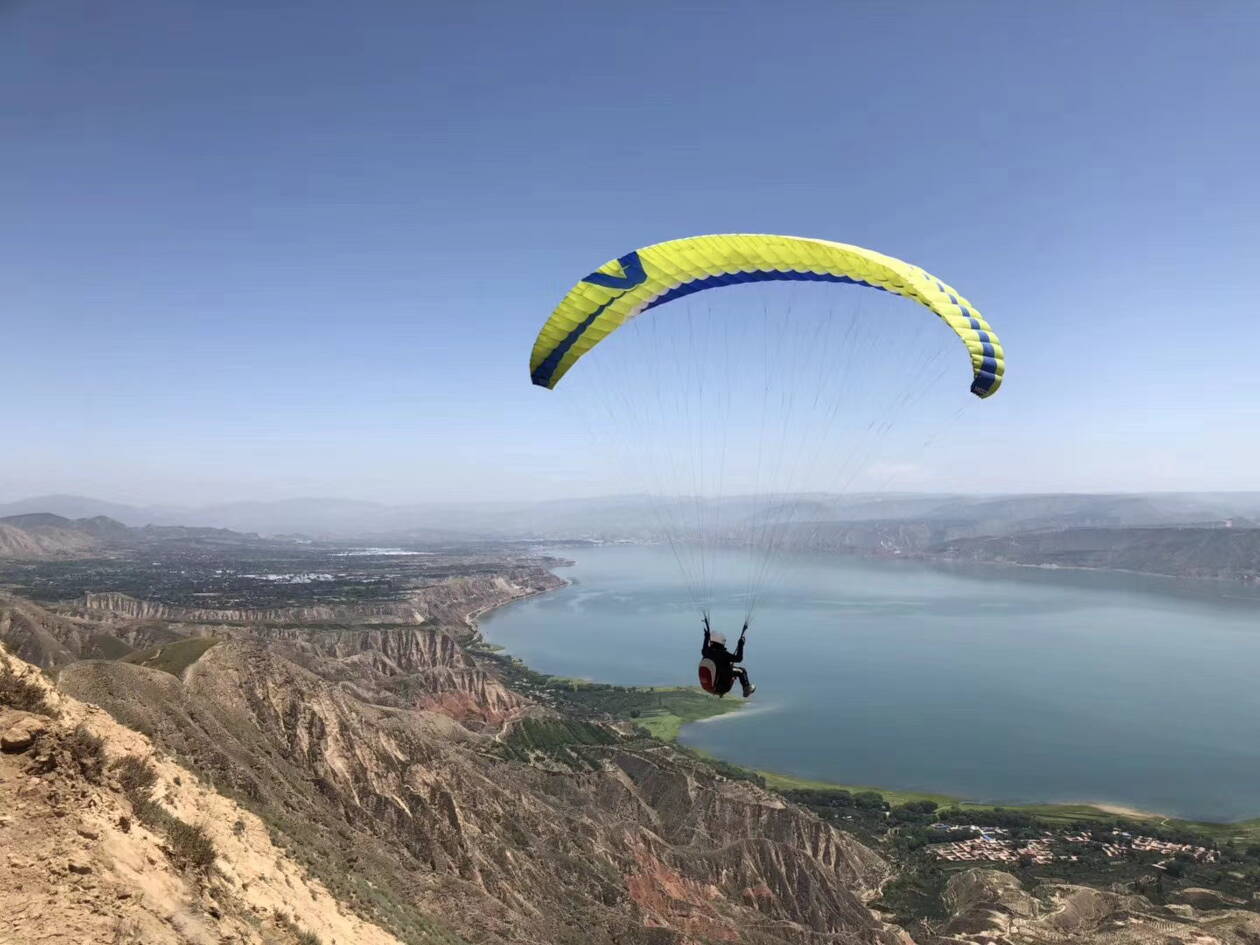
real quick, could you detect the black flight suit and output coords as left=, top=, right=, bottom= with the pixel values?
left=702, top=625, right=752, bottom=697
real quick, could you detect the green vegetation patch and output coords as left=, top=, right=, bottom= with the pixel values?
left=870, top=862, right=951, bottom=927
left=762, top=770, right=960, bottom=809
left=498, top=716, right=620, bottom=770
left=474, top=643, right=742, bottom=742
left=762, top=770, right=1220, bottom=831
left=504, top=716, right=619, bottom=751
left=552, top=680, right=742, bottom=741
left=123, top=637, right=220, bottom=676
left=82, top=635, right=135, bottom=660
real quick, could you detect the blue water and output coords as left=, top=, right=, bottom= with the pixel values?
left=479, top=544, right=1260, bottom=821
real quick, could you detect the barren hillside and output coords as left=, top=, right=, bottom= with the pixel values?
left=5, top=559, right=1260, bottom=945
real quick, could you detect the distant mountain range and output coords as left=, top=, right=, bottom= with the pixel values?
left=2, top=492, right=1259, bottom=581
left=932, top=526, right=1260, bottom=582
left=2, top=491, right=1259, bottom=540
left=0, top=512, right=263, bottom=559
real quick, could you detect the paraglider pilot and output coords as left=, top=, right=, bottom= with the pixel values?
left=699, top=615, right=756, bottom=698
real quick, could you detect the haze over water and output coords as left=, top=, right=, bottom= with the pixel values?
left=479, top=544, right=1260, bottom=822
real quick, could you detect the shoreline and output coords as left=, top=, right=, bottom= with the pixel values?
left=538, top=538, right=1260, bottom=590
left=914, top=554, right=1260, bottom=590
left=469, top=557, right=1259, bottom=832
left=461, top=566, right=575, bottom=633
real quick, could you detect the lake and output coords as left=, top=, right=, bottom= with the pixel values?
left=478, top=544, right=1260, bottom=822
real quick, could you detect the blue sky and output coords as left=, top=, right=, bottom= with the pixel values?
left=2, top=0, right=1257, bottom=504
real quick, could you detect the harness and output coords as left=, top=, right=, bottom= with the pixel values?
left=698, top=612, right=748, bottom=696
left=697, top=657, right=719, bottom=694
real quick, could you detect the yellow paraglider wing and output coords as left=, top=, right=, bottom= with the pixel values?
left=529, top=234, right=1004, bottom=397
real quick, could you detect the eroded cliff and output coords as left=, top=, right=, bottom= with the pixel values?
left=5, top=570, right=903, bottom=945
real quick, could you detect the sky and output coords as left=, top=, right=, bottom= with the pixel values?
left=2, top=0, right=1258, bottom=505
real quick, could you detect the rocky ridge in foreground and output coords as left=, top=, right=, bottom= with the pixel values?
left=0, top=647, right=405, bottom=945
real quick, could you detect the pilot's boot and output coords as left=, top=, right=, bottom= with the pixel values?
left=741, top=679, right=756, bottom=698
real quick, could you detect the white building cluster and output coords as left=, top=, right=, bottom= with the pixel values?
left=928, top=826, right=1216, bottom=866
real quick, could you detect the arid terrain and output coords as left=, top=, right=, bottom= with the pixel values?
left=4, top=529, right=1260, bottom=944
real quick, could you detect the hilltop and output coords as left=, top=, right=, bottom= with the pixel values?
left=0, top=511, right=266, bottom=560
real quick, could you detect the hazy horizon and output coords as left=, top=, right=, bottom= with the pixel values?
left=8, top=486, right=1260, bottom=515
left=5, top=1, right=1257, bottom=505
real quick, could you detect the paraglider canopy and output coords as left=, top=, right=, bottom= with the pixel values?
left=528, top=232, right=1006, bottom=626
left=530, top=233, right=1004, bottom=397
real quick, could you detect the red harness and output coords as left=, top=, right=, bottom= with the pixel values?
left=697, top=657, right=719, bottom=694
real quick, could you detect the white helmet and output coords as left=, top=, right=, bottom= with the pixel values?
left=709, top=632, right=727, bottom=646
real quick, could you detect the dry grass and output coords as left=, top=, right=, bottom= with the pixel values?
left=0, top=659, right=56, bottom=716
left=112, top=754, right=216, bottom=869
left=166, top=818, right=216, bottom=870
left=114, top=755, right=158, bottom=796
left=64, top=724, right=106, bottom=782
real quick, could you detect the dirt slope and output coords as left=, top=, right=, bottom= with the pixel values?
left=0, top=645, right=405, bottom=945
